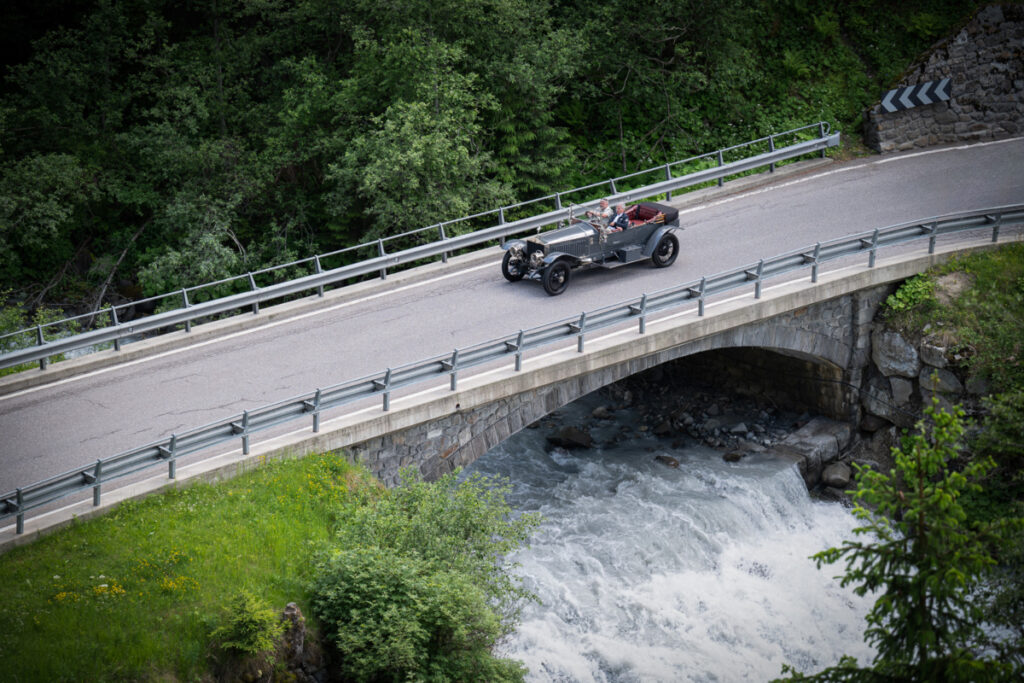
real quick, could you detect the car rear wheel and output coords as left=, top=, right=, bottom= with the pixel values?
left=542, top=261, right=571, bottom=296
left=652, top=233, right=679, bottom=268
left=502, top=251, right=526, bottom=281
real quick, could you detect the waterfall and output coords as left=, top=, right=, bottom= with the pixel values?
left=463, top=391, right=875, bottom=682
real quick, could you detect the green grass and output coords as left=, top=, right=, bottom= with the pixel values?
left=881, top=243, right=1024, bottom=394
left=0, top=453, right=377, bottom=682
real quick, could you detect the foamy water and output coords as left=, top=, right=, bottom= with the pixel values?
left=463, top=391, right=875, bottom=682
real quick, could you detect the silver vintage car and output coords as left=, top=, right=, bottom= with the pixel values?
left=501, top=201, right=681, bottom=295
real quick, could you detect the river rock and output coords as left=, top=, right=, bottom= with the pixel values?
left=863, top=374, right=915, bottom=428
left=592, top=405, right=614, bottom=420
left=822, top=462, right=852, bottom=488
left=889, top=376, right=914, bottom=408
left=920, top=341, right=949, bottom=368
left=723, top=451, right=743, bottom=462
left=729, top=422, right=748, bottom=434
left=872, top=329, right=921, bottom=378
left=653, top=420, right=673, bottom=436
left=654, top=454, right=680, bottom=468
left=547, top=426, right=594, bottom=449
left=919, top=367, right=963, bottom=394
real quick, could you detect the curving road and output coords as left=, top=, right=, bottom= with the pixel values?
left=1, top=137, right=1023, bottom=493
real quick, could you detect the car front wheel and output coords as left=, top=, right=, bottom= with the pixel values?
left=542, top=261, right=572, bottom=296
left=652, top=233, right=679, bottom=268
left=502, top=251, right=526, bottom=281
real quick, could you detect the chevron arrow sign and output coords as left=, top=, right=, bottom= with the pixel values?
left=880, top=78, right=951, bottom=113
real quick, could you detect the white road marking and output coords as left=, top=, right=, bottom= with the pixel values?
left=0, top=260, right=498, bottom=401
left=676, top=136, right=1022, bottom=217
left=6, top=135, right=1020, bottom=401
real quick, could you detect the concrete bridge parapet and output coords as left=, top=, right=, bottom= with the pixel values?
left=349, top=276, right=898, bottom=487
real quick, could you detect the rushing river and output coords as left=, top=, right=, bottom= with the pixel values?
left=462, top=390, right=876, bottom=682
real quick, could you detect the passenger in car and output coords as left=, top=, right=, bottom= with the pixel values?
left=608, top=203, right=630, bottom=231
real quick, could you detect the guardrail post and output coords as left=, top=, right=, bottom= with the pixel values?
left=377, top=240, right=388, bottom=280
left=180, top=289, right=193, bottom=332
left=109, top=306, right=122, bottom=351
left=768, top=135, right=776, bottom=173
left=15, top=489, right=23, bottom=534
left=232, top=412, right=251, bottom=454
left=745, top=260, right=765, bottom=299
left=304, top=389, right=322, bottom=432
left=160, top=434, right=178, bottom=479
left=688, top=277, right=707, bottom=316
left=36, top=325, right=47, bottom=370
left=571, top=312, right=587, bottom=352
left=609, top=179, right=617, bottom=194
left=629, top=294, right=648, bottom=334
left=804, top=242, right=821, bottom=283
left=554, top=193, right=562, bottom=210
left=508, top=330, right=525, bottom=371
left=92, top=460, right=102, bottom=506
left=861, top=229, right=880, bottom=268
left=717, top=150, right=724, bottom=187
left=247, top=274, right=260, bottom=314
left=664, top=165, right=673, bottom=201
left=818, top=122, right=828, bottom=157
left=921, top=223, right=938, bottom=254
left=314, top=255, right=325, bottom=297
left=498, top=207, right=506, bottom=247
left=987, top=213, right=1002, bottom=242
left=438, top=224, right=449, bottom=263
left=442, top=349, right=459, bottom=390
left=374, top=369, right=392, bottom=411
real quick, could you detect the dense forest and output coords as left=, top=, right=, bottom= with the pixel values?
left=0, top=0, right=986, bottom=317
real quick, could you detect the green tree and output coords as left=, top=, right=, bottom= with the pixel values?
left=779, top=401, right=1023, bottom=682
left=311, top=469, right=539, bottom=682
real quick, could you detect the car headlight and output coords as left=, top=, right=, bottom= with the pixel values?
left=529, top=251, right=544, bottom=269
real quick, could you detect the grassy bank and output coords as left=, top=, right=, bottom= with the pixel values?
left=0, top=453, right=376, bottom=681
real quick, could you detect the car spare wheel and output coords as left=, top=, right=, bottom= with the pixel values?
left=502, top=251, right=526, bottom=281
left=652, top=233, right=679, bottom=268
left=542, top=261, right=571, bottom=295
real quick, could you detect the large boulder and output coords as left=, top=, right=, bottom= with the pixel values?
left=863, top=374, right=916, bottom=428
left=919, top=367, right=963, bottom=394
left=822, top=462, right=853, bottom=489
left=872, top=329, right=921, bottom=378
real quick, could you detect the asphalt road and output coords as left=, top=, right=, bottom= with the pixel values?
left=1, top=137, right=1022, bottom=493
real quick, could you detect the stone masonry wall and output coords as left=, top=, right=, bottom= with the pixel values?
left=864, top=5, right=1023, bottom=153
left=349, top=285, right=893, bottom=486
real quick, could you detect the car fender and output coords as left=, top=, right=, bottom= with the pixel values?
left=502, top=239, right=527, bottom=253
left=642, top=225, right=681, bottom=257
left=542, top=252, right=579, bottom=267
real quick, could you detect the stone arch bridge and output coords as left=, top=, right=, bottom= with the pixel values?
left=290, top=248, right=960, bottom=488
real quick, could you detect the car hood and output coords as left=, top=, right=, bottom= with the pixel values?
left=528, top=223, right=595, bottom=247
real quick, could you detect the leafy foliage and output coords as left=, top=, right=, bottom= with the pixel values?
left=311, top=469, right=540, bottom=682
left=883, top=273, right=935, bottom=313
left=0, top=0, right=986, bottom=313
left=778, top=401, right=1024, bottom=681
left=210, top=591, right=284, bottom=656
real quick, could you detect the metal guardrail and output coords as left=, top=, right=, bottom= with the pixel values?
left=0, top=123, right=839, bottom=371
left=3, top=204, right=1021, bottom=534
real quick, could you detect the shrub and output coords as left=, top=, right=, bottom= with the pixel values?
left=311, top=469, right=539, bottom=682
left=210, top=591, right=284, bottom=656
left=883, top=273, right=934, bottom=313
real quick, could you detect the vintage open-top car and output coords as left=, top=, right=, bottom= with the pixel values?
left=501, top=201, right=681, bottom=295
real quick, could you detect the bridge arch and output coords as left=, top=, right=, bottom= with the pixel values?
left=349, top=285, right=890, bottom=485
